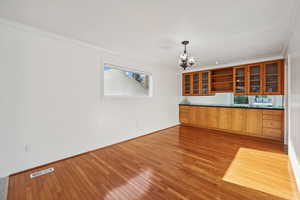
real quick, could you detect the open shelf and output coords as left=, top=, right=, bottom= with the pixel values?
left=211, top=67, right=233, bottom=93
left=211, top=73, right=233, bottom=77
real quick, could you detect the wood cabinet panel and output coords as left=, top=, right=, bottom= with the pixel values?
left=263, top=114, right=282, bottom=121
left=263, top=128, right=282, bottom=139
left=233, top=66, right=248, bottom=95
left=261, top=110, right=283, bottom=140
left=263, top=110, right=283, bottom=116
left=207, top=107, right=219, bottom=128
left=263, top=120, right=282, bottom=129
left=231, top=109, right=246, bottom=132
left=182, top=73, right=192, bottom=96
left=248, top=64, right=263, bottom=95
left=200, top=71, right=212, bottom=95
left=192, top=72, right=200, bottom=95
left=246, top=109, right=263, bottom=136
left=218, top=108, right=232, bottom=130
left=194, top=107, right=208, bottom=127
left=179, top=107, right=192, bottom=124
left=263, top=60, right=283, bottom=95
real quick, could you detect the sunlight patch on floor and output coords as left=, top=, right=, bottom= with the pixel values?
left=223, top=148, right=299, bottom=200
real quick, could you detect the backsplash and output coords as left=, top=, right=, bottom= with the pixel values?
left=180, top=93, right=233, bottom=105
left=249, top=95, right=283, bottom=106
left=180, top=93, right=284, bottom=107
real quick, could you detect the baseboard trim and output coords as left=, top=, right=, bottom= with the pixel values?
left=0, top=177, right=8, bottom=200
left=4, top=177, right=8, bottom=200
left=10, top=124, right=180, bottom=177
left=289, top=142, right=300, bottom=191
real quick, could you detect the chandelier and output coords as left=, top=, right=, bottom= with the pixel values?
left=179, top=40, right=195, bottom=70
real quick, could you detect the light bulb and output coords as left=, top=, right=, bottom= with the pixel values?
left=180, top=53, right=188, bottom=61
left=178, top=59, right=183, bottom=65
left=188, top=57, right=195, bottom=66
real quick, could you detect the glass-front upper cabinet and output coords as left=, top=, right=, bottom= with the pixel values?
left=182, top=73, right=192, bottom=96
left=263, top=60, right=283, bottom=95
left=200, top=71, right=211, bottom=95
left=248, top=64, right=263, bottom=95
left=192, top=72, right=200, bottom=95
left=233, top=66, right=247, bottom=95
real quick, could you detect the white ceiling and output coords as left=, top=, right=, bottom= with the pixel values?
left=0, top=0, right=296, bottom=68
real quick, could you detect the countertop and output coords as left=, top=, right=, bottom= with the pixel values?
left=179, top=103, right=284, bottom=110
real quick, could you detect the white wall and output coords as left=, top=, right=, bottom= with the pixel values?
left=0, top=19, right=179, bottom=177
left=286, top=1, right=300, bottom=189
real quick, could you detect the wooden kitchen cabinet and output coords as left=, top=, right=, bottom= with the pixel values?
left=245, top=109, right=263, bottom=136
left=248, top=64, right=263, bottom=95
left=233, top=66, right=248, bottom=95
left=182, top=59, right=284, bottom=96
left=182, top=71, right=212, bottom=96
left=218, top=108, right=232, bottom=130
left=179, top=106, right=193, bottom=124
left=263, top=60, right=284, bottom=95
left=231, top=108, right=246, bottom=132
left=179, top=105, right=283, bottom=141
left=263, top=128, right=282, bottom=139
left=211, top=67, right=233, bottom=93
left=200, top=71, right=212, bottom=95
left=194, top=107, right=208, bottom=127
left=262, top=110, right=284, bottom=140
left=182, top=73, right=192, bottom=96
left=207, top=107, right=219, bottom=128
left=192, top=72, right=200, bottom=95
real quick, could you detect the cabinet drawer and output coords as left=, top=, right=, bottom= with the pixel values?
left=263, top=110, right=283, bottom=116
left=180, top=105, right=193, bottom=110
left=263, top=128, right=282, bottom=139
left=263, top=120, right=282, bottom=129
left=263, top=114, right=282, bottom=121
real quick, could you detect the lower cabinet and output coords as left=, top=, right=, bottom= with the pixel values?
left=194, top=107, right=208, bottom=127
left=231, top=109, right=246, bottom=132
left=207, top=107, right=219, bottom=128
left=179, top=106, right=193, bottom=124
left=262, top=110, right=283, bottom=140
left=179, top=105, right=284, bottom=141
left=218, top=108, right=232, bottom=130
left=245, top=109, right=263, bottom=136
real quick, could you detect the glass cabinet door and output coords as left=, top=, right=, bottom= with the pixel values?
left=201, top=71, right=210, bottom=95
left=234, top=67, right=247, bottom=95
left=248, top=64, right=263, bottom=95
left=183, top=73, right=192, bottom=96
left=264, top=61, right=282, bottom=94
left=192, top=72, right=200, bottom=95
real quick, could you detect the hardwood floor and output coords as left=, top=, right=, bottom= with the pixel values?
left=8, top=126, right=298, bottom=200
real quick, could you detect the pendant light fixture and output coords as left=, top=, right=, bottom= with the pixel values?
left=179, top=40, right=195, bottom=70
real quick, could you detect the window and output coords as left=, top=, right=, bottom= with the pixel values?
left=104, top=64, right=151, bottom=97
